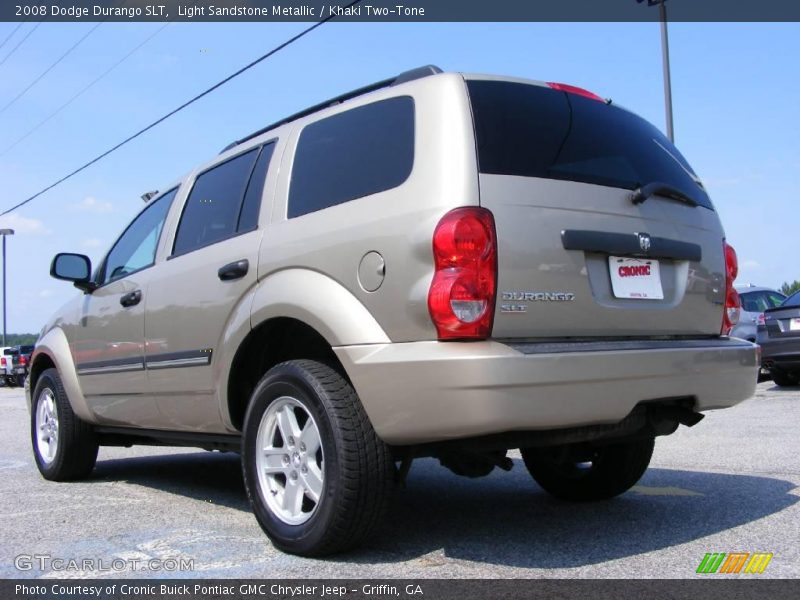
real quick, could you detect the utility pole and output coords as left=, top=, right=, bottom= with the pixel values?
left=639, top=0, right=675, bottom=141
left=0, top=228, right=14, bottom=347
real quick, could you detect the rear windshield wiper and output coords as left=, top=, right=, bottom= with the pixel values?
left=630, top=182, right=698, bottom=207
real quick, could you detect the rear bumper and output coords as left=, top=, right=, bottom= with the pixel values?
left=761, top=337, right=800, bottom=370
left=335, top=337, right=758, bottom=445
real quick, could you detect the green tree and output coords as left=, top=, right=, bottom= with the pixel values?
left=2, top=333, right=38, bottom=347
left=780, top=280, right=800, bottom=297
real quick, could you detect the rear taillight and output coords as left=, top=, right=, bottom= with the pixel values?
left=0, top=357, right=5, bottom=367
left=547, top=82, right=605, bottom=102
left=757, top=313, right=766, bottom=326
left=721, top=240, right=740, bottom=335
left=19, top=355, right=27, bottom=366
left=428, top=207, right=497, bottom=339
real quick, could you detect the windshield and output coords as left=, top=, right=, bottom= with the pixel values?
left=467, top=80, right=713, bottom=209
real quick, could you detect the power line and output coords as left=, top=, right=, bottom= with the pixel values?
left=0, top=23, right=169, bottom=158
left=0, top=0, right=361, bottom=217
left=0, top=21, right=26, bottom=54
left=0, top=22, right=42, bottom=68
left=0, top=22, right=103, bottom=115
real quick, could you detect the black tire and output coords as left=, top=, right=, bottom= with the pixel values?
left=31, top=368, right=98, bottom=481
left=521, top=438, right=655, bottom=502
left=242, top=360, right=392, bottom=556
left=771, top=369, right=799, bottom=387
left=16, top=374, right=26, bottom=387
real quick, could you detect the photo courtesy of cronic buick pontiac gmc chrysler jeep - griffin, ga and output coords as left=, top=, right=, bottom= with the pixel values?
left=28, top=67, right=757, bottom=556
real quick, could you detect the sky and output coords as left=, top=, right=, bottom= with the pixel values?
left=0, top=21, right=797, bottom=333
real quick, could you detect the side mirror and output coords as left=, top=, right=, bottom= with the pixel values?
left=50, top=253, right=96, bottom=293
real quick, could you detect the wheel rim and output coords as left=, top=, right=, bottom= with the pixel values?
left=35, top=389, right=59, bottom=464
left=255, top=396, right=324, bottom=525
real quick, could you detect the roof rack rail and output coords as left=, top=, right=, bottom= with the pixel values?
left=219, top=65, right=442, bottom=154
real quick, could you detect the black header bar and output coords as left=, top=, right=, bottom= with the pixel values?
left=3, top=0, right=800, bottom=23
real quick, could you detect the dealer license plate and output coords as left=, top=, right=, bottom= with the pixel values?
left=608, top=256, right=663, bottom=300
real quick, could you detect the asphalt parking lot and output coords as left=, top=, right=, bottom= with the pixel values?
left=1, top=382, right=798, bottom=579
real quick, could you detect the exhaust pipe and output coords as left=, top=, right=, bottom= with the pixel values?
left=650, top=404, right=704, bottom=428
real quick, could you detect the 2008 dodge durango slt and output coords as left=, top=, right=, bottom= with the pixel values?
left=28, top=66, right=757, bottom=556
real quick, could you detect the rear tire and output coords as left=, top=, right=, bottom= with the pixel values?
left=521, top=438, right=654, bottom=501
left=31, top=368, right=98, bottom=481
left=242, top=360, right=392, bottom=556
left=771, top=369, right=799, bottom=387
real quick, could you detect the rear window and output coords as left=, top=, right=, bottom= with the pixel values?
left=782, top=291, right=800, bottom=308
left=467, top=80, right=712, bottom=209
left=740, top=291, right=786, bottom=312
left=288, top=96, right=414, bottom=218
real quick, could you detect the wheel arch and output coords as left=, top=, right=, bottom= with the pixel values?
left=28, top=328, right=96, bottom=423
left=220, top=269, right=389, bottom=431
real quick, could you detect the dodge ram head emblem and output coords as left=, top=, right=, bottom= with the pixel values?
left=637, top=232, right=652, bottom=252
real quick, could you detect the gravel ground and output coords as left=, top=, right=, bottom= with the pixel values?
left=1, top=381, right=798, bottom=579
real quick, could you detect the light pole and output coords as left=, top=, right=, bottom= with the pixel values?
left=0, top=228, right=14, bottom=347
left=639, top=0, right=675, bottom=142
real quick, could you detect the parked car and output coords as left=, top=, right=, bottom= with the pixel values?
left=759, top=290, right=800, bottom=387
left=29, top=66, right=757, bottom=556
left=732, top=284, right=786, bottom=342
left=1, top=347, right=19, bottom=387
left=11, top=344, right=33, bottom=387
left=0, top=347, right=11, bottom=386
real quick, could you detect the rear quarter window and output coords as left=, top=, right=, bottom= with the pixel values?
left=288, top=96, right=415, bottom=218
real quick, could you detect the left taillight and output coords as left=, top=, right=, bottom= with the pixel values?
left=428, top=207, right=497, bottom=340
left=721, top=240, right=740, bottom=335
left=19, top=355, right=28, bottom=366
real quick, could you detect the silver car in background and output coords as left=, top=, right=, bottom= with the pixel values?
left=732, top=285, right=786, bottom=342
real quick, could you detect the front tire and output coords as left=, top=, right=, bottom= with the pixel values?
left=521, top=438, right=654, bottom=501
left=31, top=368, right=98, bottom=481
left=242, top=360, right=392, bottom=556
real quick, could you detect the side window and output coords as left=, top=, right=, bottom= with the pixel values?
left=102, top=188, right=177, bottom=284
left=288, top=96, right=414, bottom=218
left=172, top=147, right=260, bottom=256
left=238, top=143, right=275, bottom=232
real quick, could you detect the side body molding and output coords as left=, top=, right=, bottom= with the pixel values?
left=28, top=327, right=97, bottom=424
left=249, top=269, right=390, bottom=347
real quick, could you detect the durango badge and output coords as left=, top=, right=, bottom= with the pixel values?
left=500, top=291, right=576, bottom=313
